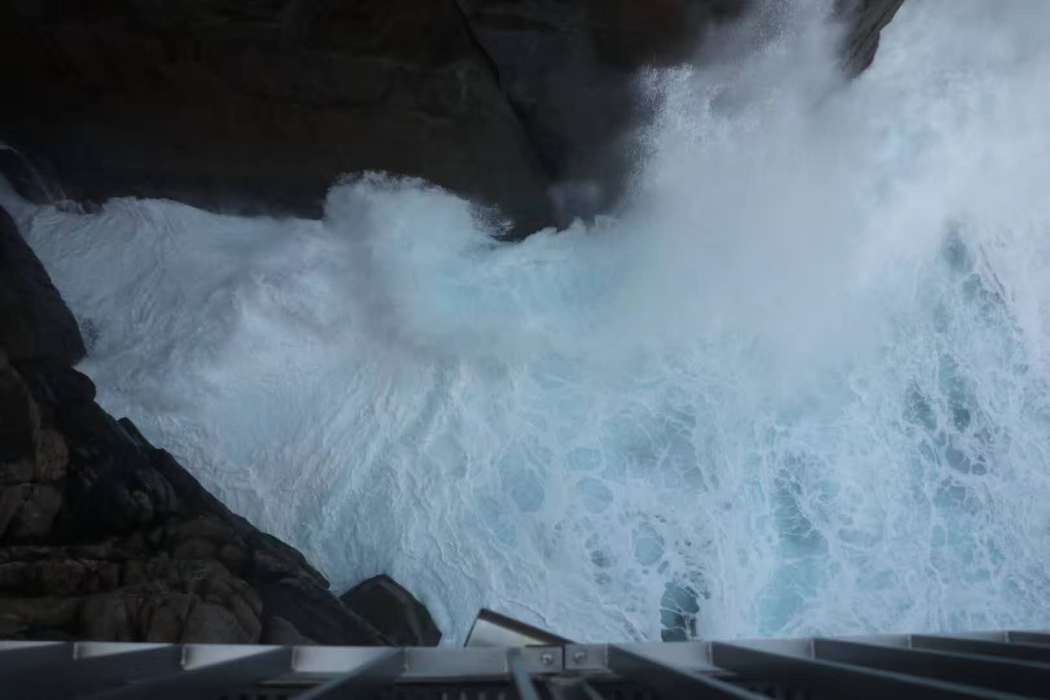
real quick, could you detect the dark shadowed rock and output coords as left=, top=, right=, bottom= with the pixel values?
left=259, top=576, right=386, bottom=646
left=458, top=0, right=749, bottom=225
left=0, top=348, right=389, bottom=643
left=341, top=574, right=441, bottom=646
left=0, top=0, right=552, bottom=235
left=0, top=204, right=389, bottom=644
left=837, top=0, right=907, bottom=76
left=1, top=1, right=904, bottom=234
left=0, top=208, right=86, bottom=365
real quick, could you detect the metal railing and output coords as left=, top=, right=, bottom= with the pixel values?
left=3, top=629, right=1050, bottom=699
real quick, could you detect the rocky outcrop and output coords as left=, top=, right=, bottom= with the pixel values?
left=0, top=351, right=391, bottom=644
left=457, top=0, right=748, bottom=225
left=1, top=1, right=905, bottom=234
left=340, top=575, right=442, bottom=647
left=0, top=207, right=86, bottom=366
left=0, top=1, right=552, bottom=233
left=836, top=0, right=907, bottom=76
left=0, top=205, right=392, bottom=644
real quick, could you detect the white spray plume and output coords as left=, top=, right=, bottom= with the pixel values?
left=5, top=0, right=1050, bottom=642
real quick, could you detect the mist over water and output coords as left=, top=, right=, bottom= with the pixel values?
left=6, top=0, right=1050, bottom=642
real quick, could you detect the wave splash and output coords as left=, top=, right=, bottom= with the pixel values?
left=6, top=0, right=1050, bottom=642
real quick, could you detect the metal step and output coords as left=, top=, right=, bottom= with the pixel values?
left=3, top=628, right=1049, bottom=700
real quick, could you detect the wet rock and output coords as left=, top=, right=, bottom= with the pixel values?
left=3, top=484, right=63, bottom=539
left=0, top=595, right=83, bottom=639
left=0, top=208, right=86, bottom=365
left=0, top=1, right=552, bottom=234
left=0, top=350, right=37, bottom=472
left=258, top=575, right=388, bottom=646
left=459, top=0, right=749, bottom=225
left=0, top=2, right=904, bottom=234
left=265, top=614, right=317, bottom=645
left=183, top=600, right=258, bottom=643
left=0, top=204, right=388, bottom=645
left=837, top=0, right=907, bottom=76
left=0, top=352, right=384, bottom=643
left=341, top=574, right=442, bottom=646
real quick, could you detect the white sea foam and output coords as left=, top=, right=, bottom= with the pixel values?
left=5, top=0, right=1050, bottom=642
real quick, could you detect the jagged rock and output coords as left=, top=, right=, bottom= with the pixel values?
left=0, top=0, right=552, bottom=234
left=0, top=595, right=83, bottom=640
left=341, top=575, right=442, bottom=646
left=0, top=1, right=904, bottom=234
left=458, top=0, right=748, bottom=225
left=0, top=204, right=388, bottom=645
left=265, top=615, right=317, bottom=645
left=257, top=575, right=387, bottom=646
left=0, top=352, right=384, bottom=643
left=0, top=208, right=86, bottom=365
left=0, top=349, right=36, bottom=472
left=837, top=0, right=907, bottom=76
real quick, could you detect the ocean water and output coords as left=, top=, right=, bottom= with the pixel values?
left=4, top=0, right=1050, bottom=643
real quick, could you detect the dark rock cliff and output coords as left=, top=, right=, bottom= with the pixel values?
left=837, top=0, right=907, bottom=77
left=1, top=1, right=904, bottom=235
left=0, top=1, right=552, bottom=233
left=0, top=208, right=85, bottom=366
left=0, top=206, right=402, bottom=644
left=340, top=575, right=442, bottom=647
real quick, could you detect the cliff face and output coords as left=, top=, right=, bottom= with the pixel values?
left=0, top=1, right=552, bottom=232
left=0, top=206, right=389, bottom=644
left=0, top=1, right=904, bottom=235
left=837, top=0, right=907, bottom=76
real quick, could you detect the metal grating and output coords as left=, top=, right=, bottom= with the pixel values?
left=2, top=630, right=1050, bottom=700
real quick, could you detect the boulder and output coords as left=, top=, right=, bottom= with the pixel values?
left=341, top=574, right=442, bottom=646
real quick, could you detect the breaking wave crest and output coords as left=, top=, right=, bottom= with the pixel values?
left=5, top=0, right=1050, bottom=642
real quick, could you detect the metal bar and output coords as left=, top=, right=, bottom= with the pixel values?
left=82, top=646, right=292, bottom=700
left=294, top=649, right=404, bottom=699
left=467, top=609, right=573, bottom=647
left=3, top=645, right=179, bottom=700
left=508, top=649, right=543, bottom=700
left=577, top=679, right=609, bottom=700
left=0, top=643, right=71, bottom=676
left=711, top=641, right=1030, bottom=700
left=1008, top=631, right=1050, bottom=647
left=403, top=646, right=509, bottom=680
left=814, top=637, right=1050, bottom=697
left=544, top=676, right=607, bottom=700
left=607, top=644, right=766, bottom=699
left=912, top=635, right=1050, bottom=663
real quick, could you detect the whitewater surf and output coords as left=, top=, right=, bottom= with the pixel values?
left=4, top=0, right=1050, bottom=642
